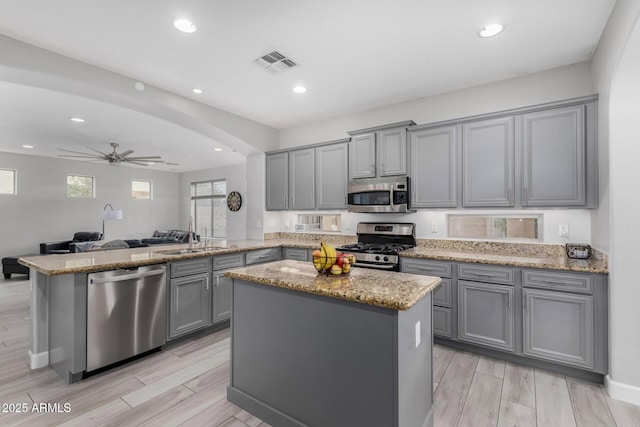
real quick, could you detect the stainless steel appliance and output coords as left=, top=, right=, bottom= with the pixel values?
left=337, top=222, right=416, bottom=271
left=87, top=264, right=167, bottom=372
left=347, top=176, right=414, bottom=213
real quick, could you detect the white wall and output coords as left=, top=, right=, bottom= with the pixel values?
left=280, top=62, right=593, bottom=147
left=0, top=152, right=180, bottom=258
left=591, top=0, right=640, bottom=404
left=180, top=163, right=248, bottom=241
left=275, top=63, right=596, bottom=244
left=246, top=153, right=266, bottom=240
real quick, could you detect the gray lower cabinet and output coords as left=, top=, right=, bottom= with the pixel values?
left=245, top=247, right=282, bottom=265
left=283, top=247, right=312, bottom=261
left=408, top=125, right=458, bottom=208
left=522, top=288, right=594, bottom=369
left=169, top=272, right=211, bottom=339
left=462, top=116, right=515, bottom=207
left=315, top=142, right=348, bottom=209
left=265, top=152, right=288, bottom=210
left=169, top=258, right=213, bottom=339
left=400, top=257, right=454, bottom=338
left=458, top=279, right=515, bottom=352
left=212, top=253, right=245, bottom=324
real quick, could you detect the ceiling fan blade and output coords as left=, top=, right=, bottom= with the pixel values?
left=126, top=161, right=151, bottom=166
left=119, top=150, right=134, bottom=157
left=124, top=156, right=163, bottom=160
left=86, top=147, right=109, bottom=156
left=57, top=154, right=104, bottom=159
left=57, top=148, right=103, bottom=156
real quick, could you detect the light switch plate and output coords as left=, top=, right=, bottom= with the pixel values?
left=415, top=321, right=421, bottom=348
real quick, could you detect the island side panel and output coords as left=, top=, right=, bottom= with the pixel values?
left=29, top=271, right=49, bottom=368
left=229, top=279, right=398, bottom=427
left=397, top=293, right=433, bottom=427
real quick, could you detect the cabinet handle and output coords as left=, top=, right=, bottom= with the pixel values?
left=523, top=292, right=527, bottom=311
left=472, top=272, right=494, bottom=277
left=523, top=188, right=529, bottom=205
left=284, top=196, right=288, bottom=208
left=542, top=279, right=574, bottom=285
left=205, top=277, right=209, bottom=291
left=215, top=276, right=219, bottom=287
left=371, top=163, right=375, bottom=173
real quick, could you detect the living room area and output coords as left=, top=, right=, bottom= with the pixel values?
left=0, top=150, right=251, bottom=275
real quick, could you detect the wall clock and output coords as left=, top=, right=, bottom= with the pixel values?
left=227, top=191, right=242, bottom=212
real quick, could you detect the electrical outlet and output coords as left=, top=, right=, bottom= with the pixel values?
left=415, top=321, right=421, bottom=348
left=559, top=224, right=569, bottom=237
left=431, top=222, right=438, bottom=233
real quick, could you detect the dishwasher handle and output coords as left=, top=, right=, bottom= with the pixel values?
left=90, top=267, right=166, bottom=284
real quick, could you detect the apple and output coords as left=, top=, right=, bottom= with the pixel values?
left=336, top=253, right=346, bottom=267
left=330, top=264, right=343, bottom=275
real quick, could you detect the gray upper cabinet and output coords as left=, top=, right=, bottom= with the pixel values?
left=316, top=142, right=348, bottom=209
left=462, top=117, right=515, bottom=207
left=289, top=148, right=315, bottom=210
left=522, top=105, right=588, bottom=206
left=409, top=125, right=458, bottom=208
left=348, top=121, right=415, bottom=179
left=377, top=127, right=407, bottom=176
left=348, top=133, right=376, bottom=179
left=265, top=152, right=288, bottom=210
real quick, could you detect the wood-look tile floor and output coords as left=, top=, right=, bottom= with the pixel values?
left=2, top=277, right=640, bottom=426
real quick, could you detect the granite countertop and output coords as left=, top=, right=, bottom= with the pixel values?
left=224, top=259, right=441, bottom=310
left=18, top=235, right=608, bottom=276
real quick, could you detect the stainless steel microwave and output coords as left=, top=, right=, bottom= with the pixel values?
left=347, top=176, right=414, bottom=213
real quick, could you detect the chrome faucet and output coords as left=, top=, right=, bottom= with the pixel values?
left=188, top=216, right=194, bottom=250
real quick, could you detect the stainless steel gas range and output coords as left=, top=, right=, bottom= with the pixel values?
left=337, top=222, right=416, bottom=271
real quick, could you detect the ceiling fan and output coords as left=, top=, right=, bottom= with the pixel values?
left=57, top=142, right=164, bottom=166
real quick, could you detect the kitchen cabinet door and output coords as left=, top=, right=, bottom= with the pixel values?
left=169, top=273, right=211, bottom=339
left=458, top=280, right=515, bottom=352
left=212, top=271, right=233, bottom=323
left=377, top=127, right=407, bottom=176
left=523, top=288, right=594, bottom=369
left=316, top=142, right=348, bottom=209
left=522, top=105, right=586, bottom=206
left=289, top=148, right=315, bottom=210
left=348, top=133, right=376, bottom=179
left=409, top=125, right=458, bottom=207
left=462, top=117, right=515, bottom=207
left=266, top=152, right=288, bottom=210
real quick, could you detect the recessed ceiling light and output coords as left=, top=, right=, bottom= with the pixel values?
left=147, top=162, right=155, bottom=165
left=22, top=144, right=34, bottom=149
left=192, top=88, right=203, bottom=94
left=134, top=81, right=145, bottom=91
left=174, top=19, right=196, bottom=33
left=292, top=86, right=307, bottom=94
left=69, top=117, right=85, bottom=123
left=214, top=148, right=223, bottom=152
left=478, top=23, right=504, bottom=38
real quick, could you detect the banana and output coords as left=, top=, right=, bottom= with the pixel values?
left=321, top=242, right=337, bottom=270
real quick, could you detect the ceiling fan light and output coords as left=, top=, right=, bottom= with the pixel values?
left=192, top=88, right=203, bottom=94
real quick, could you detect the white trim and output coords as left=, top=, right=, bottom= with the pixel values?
left=605, top=375, right=640, bottom=405
left=28, top=350, right=49, bottom=369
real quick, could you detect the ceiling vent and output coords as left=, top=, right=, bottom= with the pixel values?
left=254, top=50, right=297, bottom=74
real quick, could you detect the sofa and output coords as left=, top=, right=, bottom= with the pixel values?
left=40, top=231, right=104, bottom=254
left=139, top=230, right=198, bottom=245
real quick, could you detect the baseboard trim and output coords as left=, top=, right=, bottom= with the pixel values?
left=28, top=350, right=48, bottom=369
left=605, top=375, right=640, bottom=405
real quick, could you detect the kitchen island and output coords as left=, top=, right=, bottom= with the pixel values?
left=224, top=260, right=441, bottom=427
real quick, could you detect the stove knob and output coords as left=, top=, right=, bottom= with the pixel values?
left=375, top=255, right=380, bottom=261
left=383, top=256, right=389, bottom=262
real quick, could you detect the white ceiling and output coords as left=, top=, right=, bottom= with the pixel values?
left=0, top=0, right=616, bottom=172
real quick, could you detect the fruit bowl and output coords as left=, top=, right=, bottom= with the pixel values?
left=312, top=242, right=355, bottom=275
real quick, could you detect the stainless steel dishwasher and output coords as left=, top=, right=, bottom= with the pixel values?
left=87, top=264, right=167, bottom=372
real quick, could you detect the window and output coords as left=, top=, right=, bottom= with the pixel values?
left=296, top=214, right=342, bottom=232
left=191, top=180, right=226, bottom=239
left=132, top=180, right=152, bottom=199
left=447, top=214, right=542, bottom=241
left=0, top=169, right=16, bottom=195
left=67, top=175, right=94, bottom=198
